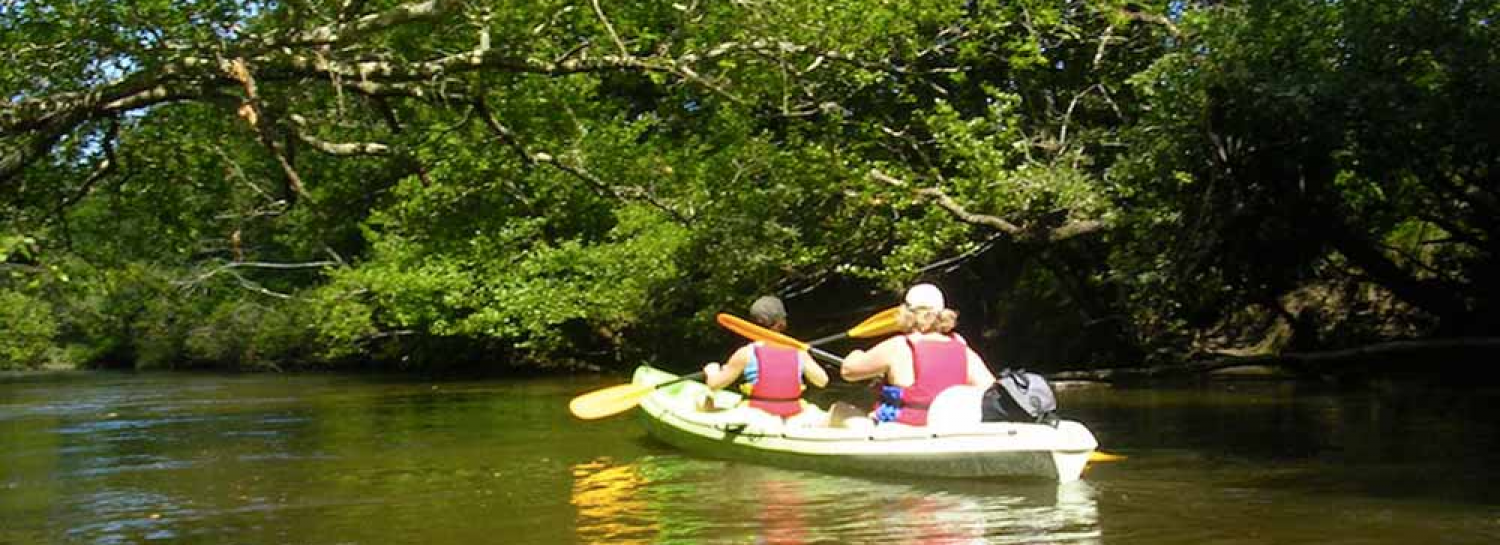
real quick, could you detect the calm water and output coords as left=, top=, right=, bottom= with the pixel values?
left=2, top=371, right=1497, bottom=544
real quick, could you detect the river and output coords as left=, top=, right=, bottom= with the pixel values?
left=2, top=371, right=1497, bottom=544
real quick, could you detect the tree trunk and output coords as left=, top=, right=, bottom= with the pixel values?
left=1324, top=220, right=1471, bottom=325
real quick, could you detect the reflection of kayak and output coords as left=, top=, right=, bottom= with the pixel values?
left=634, top=365, right=1100, bottom=482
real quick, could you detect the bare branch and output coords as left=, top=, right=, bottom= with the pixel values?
left=475, top=96, right=686, bottom=220
left=870, top=169, right=1022, bottom=235
left=1119, top=6, right=1181, bottom=38
left=919, top=232, right=1007, bottom=274
left=1060, top=84, right=1109, bottom=151
left=1092, top=24, right=1116, bottom=69
left=269, top=0, right=465, bottom=48
left=226, top=58, right=307, bottom=199
left=533, top=152, right=693, bottom=225
left=474, top=98, right=535, bottom=166
left=219, top=260, right=342, bottom=270
left=289, top=114, right=392, bottom=156
left=869, top=169, right=1108, bottom=242
left=678, top=63, right=750, bottom=104
left=590, top=0, right=631, bottom=57
left=53, top=119, right=121, bottom=214
left=175, top=260, right=341, bottom=298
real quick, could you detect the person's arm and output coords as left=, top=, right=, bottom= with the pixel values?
left=841, top=336, right=901, bottom=381
left=799, top=351, right=829, bottom=388
left=964, top=347, right=996, bottom=386
left=704, top=346, right=751, bottom=390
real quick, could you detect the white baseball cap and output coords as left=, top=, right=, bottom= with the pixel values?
left=903, top=283, right=945, bottom=310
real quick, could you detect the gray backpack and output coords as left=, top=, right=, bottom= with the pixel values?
left=981, top=368, right=1059, bottom=426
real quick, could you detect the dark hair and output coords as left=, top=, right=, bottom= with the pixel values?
left=749, top=296, right=787, bottom=327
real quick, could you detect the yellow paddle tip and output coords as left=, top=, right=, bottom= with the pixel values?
left=1088, top=451, right=1127, bottom=463
left=568, top=382, right=655, bottom=420
left=846, top=306, right=901, bottom=338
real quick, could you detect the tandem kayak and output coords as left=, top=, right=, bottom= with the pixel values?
left=633, top=365, right=1100, bottom=482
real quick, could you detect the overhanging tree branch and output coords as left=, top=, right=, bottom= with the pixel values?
left=289, top=114, right=392, bottom=156
left=475, top=96, right=688, bottom=223
left=869, top=169, right=1110, bottom=242
left=53, top=119, right=121, bottom=215
left=252, top=0, right=465, bottom=49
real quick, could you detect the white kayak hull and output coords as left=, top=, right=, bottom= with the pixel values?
left=633, top=366, right=1099, bottom=482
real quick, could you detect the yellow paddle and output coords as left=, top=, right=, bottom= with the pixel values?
left=712, top=306, right=904, bottom=365
left=808, top=307, right=900, bottom=346
left=568, top=307, right=902, bottom=420
left=1088, top=451, right=1127, bottom=463
left=714, top=313, right=847, bottom=365
left=568, top=371, right=707, bottom=420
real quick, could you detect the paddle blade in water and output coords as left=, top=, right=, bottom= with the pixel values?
left=568, top=382, right=655, bottom=420
left=846, top=307, right=901, bottom=339
left=715, top=313, right=809, bottom=350
left=1088, top=451, right=1127, bottom=463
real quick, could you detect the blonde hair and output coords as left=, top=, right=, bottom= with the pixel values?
left=898, top=306, right=958, bottom=334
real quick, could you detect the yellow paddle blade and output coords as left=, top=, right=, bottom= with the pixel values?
left=568, top=382, right=656, bottom=420
left=716, top=313, right=810, bottom=350
left=846, top=306, right=901, bottom=338
left=1088, top=451, right=1127, bottom=463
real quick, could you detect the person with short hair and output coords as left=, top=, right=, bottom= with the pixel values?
left=839, top=283, right=996, bottom=426
left=702, top=296, right=830, bottom=425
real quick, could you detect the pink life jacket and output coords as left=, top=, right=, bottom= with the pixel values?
left=894, top=334, right=968, bottom=426
left=748, top=344, right=804, bottom=417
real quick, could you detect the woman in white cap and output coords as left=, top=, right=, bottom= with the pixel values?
left=839, top=283, right=996, bottom=426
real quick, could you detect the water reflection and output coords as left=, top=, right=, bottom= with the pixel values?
left=8, top=372, right=1498, bottom=543
left=571, top=456, right=1100, bottom=544
left=571, top=458, right=661, bottom=544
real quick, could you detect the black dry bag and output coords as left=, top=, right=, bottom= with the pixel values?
left=981, top=368, right=1060, bottom=426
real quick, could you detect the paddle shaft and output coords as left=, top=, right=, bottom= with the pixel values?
left=806, top=306, right=900, bottom=347
left=716, top=313, right=844, bottom=366
left=807, top=331, right=849, bottom=346
left=653, top=370, right=707, bottom=391
left=808, top=346, right=843, bottom=366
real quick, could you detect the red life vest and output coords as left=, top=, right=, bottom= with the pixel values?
left=895, top=334, right=968, bottom=426
left=748, top=344, right=804, bottom=417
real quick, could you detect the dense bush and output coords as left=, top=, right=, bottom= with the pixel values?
left=0, top=290, right=57, bottom=369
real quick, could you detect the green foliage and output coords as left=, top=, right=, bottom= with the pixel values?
left=1114, top=0, right=1498, bottom=340
left=0, top=289, right=58, bottom=369
left=3, top=0, right=1497, bottom=371
left=185, top=299, right=309, bottom=370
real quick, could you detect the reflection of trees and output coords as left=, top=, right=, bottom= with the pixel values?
left=570, top=456, right=1101, bottom=544
left=0, top=410, right=61, bottom=543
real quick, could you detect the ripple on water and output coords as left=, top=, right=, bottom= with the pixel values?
left=56, top=415, right=214, bottom=435
left=68, top=458, right=197, bottom=478
left=63, top=490, right=184, bottom=544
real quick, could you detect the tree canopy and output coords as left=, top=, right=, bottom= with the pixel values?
left=3, top=0, right=1497, bottom=372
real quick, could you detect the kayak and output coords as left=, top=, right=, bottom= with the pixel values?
left=633, top=365, right=1100, bottom=482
